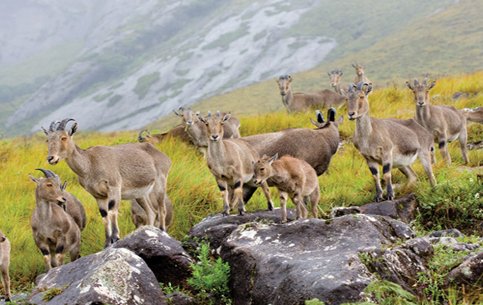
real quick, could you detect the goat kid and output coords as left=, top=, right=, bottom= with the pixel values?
left=253, top=154, right=320, bottom=223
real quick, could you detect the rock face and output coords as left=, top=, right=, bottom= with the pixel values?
left=189, top=209, right=297, bottom=249
left=330, top=193, right=417, bottom=223
left=113, top=226, right=193, bottom=286
left=29, top=247, right=166, bottom=305
left=446, top=252, right=483, bottom=286
left=218, top=214, right=414, bottom=305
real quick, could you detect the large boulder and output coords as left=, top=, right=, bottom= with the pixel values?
left=189, top=209, right=296, bottom=249
left=219, top=214, right=414, bottom=305
left=330, top=194, right=417, bottom=223
left=29, top=247, right=166, bottom=305
left=113, top=226, right=193, bottom=286
left=446, top=252, right=483, bottom=287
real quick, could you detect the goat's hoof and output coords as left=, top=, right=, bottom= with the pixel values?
left=111, top=237, right=120, bottom=244
left=386, top=195, right=394, bottom=201
left=222, top=211, right=229, bottom=216
left=267, top=202, right=274, bottom=211
left=238, top=210, right=245, bottom=216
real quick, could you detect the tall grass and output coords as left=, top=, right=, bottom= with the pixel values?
left=0, top=72, right=481, bottom=290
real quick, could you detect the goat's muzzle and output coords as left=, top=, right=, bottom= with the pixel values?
left=47, top=156, right=59, bottom=165
left=348, top=112, right=356, bottom=120
left=418, top=102, right=425, bottom=107
left=210, top=135, right=220, bottom=142
left=0, top=236, right=5, bottom=242
left=280, top=92, right=286, bottom=96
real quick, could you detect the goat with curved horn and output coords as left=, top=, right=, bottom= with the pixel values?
left=44, top=118, right=172, bottom=247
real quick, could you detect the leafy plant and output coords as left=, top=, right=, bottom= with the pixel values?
left=187, top=242, right=231, bottom=305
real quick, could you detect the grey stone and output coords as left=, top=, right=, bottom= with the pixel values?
left=219, top=214, right=414, bottom=305
left=29, top=247, right=166, bottom=305
left=166, top=291, right=196, bottom=305
left=429, top=229, right=463, bottom=238
left=113, top=226, right=193, bottom=286
left=446, top=252, right=483, bottom=286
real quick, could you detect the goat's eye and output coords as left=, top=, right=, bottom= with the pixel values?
left=61, top=136, right=67, bottom=141
left=260, top=168, right=265, bottom=171
left=46, top=183, right=53, bottom=187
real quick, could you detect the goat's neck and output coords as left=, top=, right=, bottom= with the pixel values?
left=282, top=90, right=293, bottom=108
left=415, top=103, right=431, bottom=124
left=355, top=110, right=373, bottom=142
left=207, top=139, right=228, bottom=166
left=333, top=83, right=343, bottom=95
left=65, top=145, right=91, bottom=178
left=36, top=198, right=53, bottom=220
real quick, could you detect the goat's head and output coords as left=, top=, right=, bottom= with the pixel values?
left=352, top=63, right=364, bottom=76
left=347, top=82, right=372, bottom=120
left=138, top=129, right=152, bottom=143
left=29, top=168, right=67, bottom=204
left=174, top=107, right=198, bottom=126
left=42, top=118, right=77, bottom=165
left=406, top=77, right=435, bottom=107
left=328, top=69, right=343, bottom=88
left=199, top=111, right=230, bottom=142
left=0, top=230, right=5, bottom=242
left=276, top=75, right=292, bottom=96
left=253, top=154, right=278, bottom=185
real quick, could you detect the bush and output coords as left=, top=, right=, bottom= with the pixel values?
left=187, top=243, right=231, bottom=304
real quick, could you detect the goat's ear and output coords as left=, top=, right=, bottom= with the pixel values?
left=269, top=153, right=278, bottom=164
left=222, top=113, right=231, bottom=122
left=427, top=80, right=436, bottom=90
left=195, top=111, right=200, bottom=116
left=310, top=118, right=320, bottom=128
left=199, top=116, right=208, bottom=125
left=405, top=81, right=413, bottom=90
left=69, top=122, right=78, bottom=136
left=29, top=175, right=39, bottom=184
left=61, top=181, right=67, bottom=191
left=287, top=75, right=292, bottom=82
left=173, top=109, right=181, bottom=116
left=364, top=83, right=373, bottom=95
left=41, top=126, right=48, bottom=136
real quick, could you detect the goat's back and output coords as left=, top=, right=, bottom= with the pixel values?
left=63, top=192, right=87, bottom=231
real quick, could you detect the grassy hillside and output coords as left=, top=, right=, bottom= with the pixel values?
left=0, top=72, right=481, bottom=292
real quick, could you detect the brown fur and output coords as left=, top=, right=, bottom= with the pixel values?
left=352, top=63, right=371, bottom=84
left=462, top=107, right=483, bottom=123
left=347, top=82, right=436, bottom=202
left=138, top=125, right=192, bottom=144
left=0, top=230, right=11, bottom=301
left=43, top=119, right=171, bottom=247
left=407, top=78, right=469, bottom=164
left=131, top=195, right=173, bottom=229
left=277, top=75, right=346, bottom=112
left=199, top=113, right=273, bottom=216
left=253, top=155, right=320, bottom=222
left=30, top=173, right=81, bottom=270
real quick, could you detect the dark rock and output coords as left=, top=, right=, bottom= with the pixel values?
left=429, top=236, right=480, bottom=252
left=29, top=247, right=166, bottom=305
left=362, top=237, right=433, bottom=294
left=113, top=226, right=193, bottom=287
left=446, top=252, right=483, bottom=286
left=429, top=229, right=463, bottom=238
left=189, top=209, right=297, bottom=250
left=219, top=214, right=414, bottom=305
left=166, top=291, right=196, bottom=305
left=330, top=193, right=417, bottom=223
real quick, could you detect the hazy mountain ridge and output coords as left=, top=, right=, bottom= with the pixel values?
left=1, top=0, right=475, bottom=135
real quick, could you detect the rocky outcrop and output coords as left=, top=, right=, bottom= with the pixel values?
left=189, top=209, right=297, bottom=249
left=113, top=226, right=193, bottom=287
left=446, top=252, right=483, bottom=286
left=29, top=247, right=166, bottom=305
left=330, top=193, right=417, bottom=223
left=218, top=214, right=414, bottom=305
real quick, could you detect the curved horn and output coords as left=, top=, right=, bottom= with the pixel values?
left=57, top=118, right=75, bottom=131
left=328, top=108, right=336, bottom=122
left=49, top=121, right=59, bottom=132
left=35, top=168, right=57, bottom=179
left=316, top=110, right=325, bottom=123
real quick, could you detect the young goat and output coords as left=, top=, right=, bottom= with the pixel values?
left=0, top=230, right=11, bottom=301
left=328, top=69, right=347, bottom=98
left=36, top=169, right=86, bottom=231
left=406, top=78, right=469, bottom=164
left=277, top=75, right=345, bottom=112
left=199, top=112, right=273, bottom=216
left=253, top=154, right=320, bottom=223
left=352, top=63, right=371, bottom=84
left=30, top=169, right=81, bottom=270
left=347, top=82, right=436, bottom=202
left=240, top=108, right=342, bottom=204
left=43, top=119, right=171, bottom=247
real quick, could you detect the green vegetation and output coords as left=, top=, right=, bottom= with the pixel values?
left=133, top=72, right=160, bottom=99
left=187, top=242, right=231, bottom=304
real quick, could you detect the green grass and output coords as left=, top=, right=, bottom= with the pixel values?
left=0, top=72, right=481, bottom=293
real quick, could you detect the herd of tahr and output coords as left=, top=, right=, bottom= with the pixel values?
left=1, top=64, right=482, bottom=301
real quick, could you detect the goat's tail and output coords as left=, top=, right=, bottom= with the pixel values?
left=462, top=107, right=483, bottom=123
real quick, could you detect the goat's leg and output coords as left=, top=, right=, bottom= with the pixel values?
left=109, top=210, right=120, bottom=244
left=70, top=243, right=81, bottom=262
left=136, top=196, right=155, bottom=226
left=97, top=199, right=113, bottom=248
left=398, top=166, right=417, bottom=186
left=367, top=161, right=383, bottom=202
left=218, top=181, right=230, bottom=216
left=1, top=268, right=10, bottom=301
left=419, top=150, right=437, bottom=187
left=308, top=187, right=320, bottom=218
left=260, top=181, right=274, bottom=211
left=242, top=185, right=257, bottom=204
left=279, top=191, right=288, bottom=222
left=382, top=159, right=394, bottom=201
left=40, top=247, right=52, bottom=270
left=232, top=182, right=245, bottom=216
left=438, top=134, right=452, bottom=165
left=154, top=178, right=168, bottom=231
left=293, top=194, right=308, bottom=219
left=458, top=127, right=469, bottom=164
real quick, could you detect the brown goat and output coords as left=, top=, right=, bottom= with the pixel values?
left=240, top=108, right=342, bottom=204
left=253, top=154, right=320, bottom=222
left=352, top=63, right=371, bottom=84
left=347, top=82, right=436, bottom=202
left=138, top=126, right=192, bottom=144
left=36, top=169, right=86, bottom=231
left=30, top=169, right=81, bottom=270
left=0, top=230, right=11, bottom=301
left=131, top=194, right=173, bottom=229
left=276, top=75, right=346, bottom=112
left=406, top=78, right=469, bottom=164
